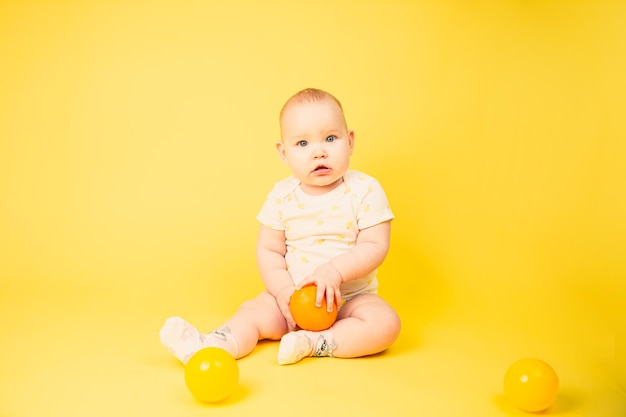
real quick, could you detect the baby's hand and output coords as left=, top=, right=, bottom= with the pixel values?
left=297, top=263, right=342, bottom=313
left=275, top=286, right=297, bottom=330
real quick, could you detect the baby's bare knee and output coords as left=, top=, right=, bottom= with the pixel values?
left=363, top=301, right=401, bottom=343
left=237, top=298, right=261, bottom=312
left=238, top=292, right=275, bottom=315
left=236, top=292, right=287, bottom=339
left=383, top=307, right=401, bottom=341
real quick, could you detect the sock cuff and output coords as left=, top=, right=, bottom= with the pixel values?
left=211, top=327, right=239, bottom=358
left=313, top=334, right=336, bottom=358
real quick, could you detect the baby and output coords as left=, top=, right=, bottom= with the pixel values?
left=160, top=88, right=400, bottom=365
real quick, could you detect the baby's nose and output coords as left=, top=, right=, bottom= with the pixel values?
left=313, top=144, right=328, bottom=158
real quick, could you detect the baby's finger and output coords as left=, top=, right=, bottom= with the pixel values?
left=325, top=289, right=336, bottom=313
left=329, top=288, right=342, bottom=313
left=281, top=303, right=297, bottom=328
left=315, top=283, right=326, bottom=308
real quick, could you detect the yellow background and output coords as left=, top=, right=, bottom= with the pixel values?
left=1, top=0, right=624, bottom=416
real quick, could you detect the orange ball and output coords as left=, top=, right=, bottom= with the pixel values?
left=289, top=285, right=338, bottom=331
left=503, top=358, right=559, bottom=412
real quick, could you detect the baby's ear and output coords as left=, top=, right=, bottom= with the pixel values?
left=276, top=141, right=288, bottom=164
left=348, top=130, right=355, bottom=153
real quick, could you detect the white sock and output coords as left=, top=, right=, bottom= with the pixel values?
left=159, top=316, right=239, bottom=364
left=277, top=329, right=336, bottom=365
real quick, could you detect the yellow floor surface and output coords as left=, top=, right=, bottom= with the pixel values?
left=1, top=282, right=624, bottom=417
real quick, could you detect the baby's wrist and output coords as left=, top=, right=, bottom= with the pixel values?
left=273, top=285, right=294, bottom=299
left=324, top=262, right=344, bottom=284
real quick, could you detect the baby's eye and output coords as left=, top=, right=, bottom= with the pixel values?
left=326, top=135, right=336, bottom=142
left=297, top=140, right=308, bottom=147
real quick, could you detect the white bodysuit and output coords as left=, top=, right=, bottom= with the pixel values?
left=257, top=169, right=394, bottom=301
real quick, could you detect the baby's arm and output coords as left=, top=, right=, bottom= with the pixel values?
left=255, top=224, right=296, bottom=327
left=329, top=220, right=391, bottom=282
left=298, top=220, right=391, bottom=310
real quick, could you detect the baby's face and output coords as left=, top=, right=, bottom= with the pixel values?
left=278, top=99, right=354, bottom=195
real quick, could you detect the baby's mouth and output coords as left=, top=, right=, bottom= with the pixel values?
left=313, top=165, right=332, bottom=174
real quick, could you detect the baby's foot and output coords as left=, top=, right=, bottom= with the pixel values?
left=159, top=316, right=213, bottom=364
left=277, top=331, right=336, bottom=365
left=159, top=316, right=238, bottom=364
left=277, top=331, right=313, bottom=365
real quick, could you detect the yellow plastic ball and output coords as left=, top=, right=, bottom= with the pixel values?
left=184, top=347, right=239, bottom=402
left=503, top=358, right=559, bottom=412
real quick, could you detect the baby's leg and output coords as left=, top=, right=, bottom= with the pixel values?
left=330, top=293, right=401, bottom=358
left=218, top=291, right=289, bottom=357
left=277, top=293, right=400, bottom=364
left=160, top=291, right=288, bottom=363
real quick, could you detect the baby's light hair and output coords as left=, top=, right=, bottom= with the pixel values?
left=279, top=88, right=345, bottom=126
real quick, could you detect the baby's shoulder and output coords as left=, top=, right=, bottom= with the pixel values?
left=343, top=170, right=382, bottom=190
left=270, top=175, right=300, bottom=197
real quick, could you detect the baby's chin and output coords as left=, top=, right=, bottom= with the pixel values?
left=300, top=177, right=344, bottom=195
